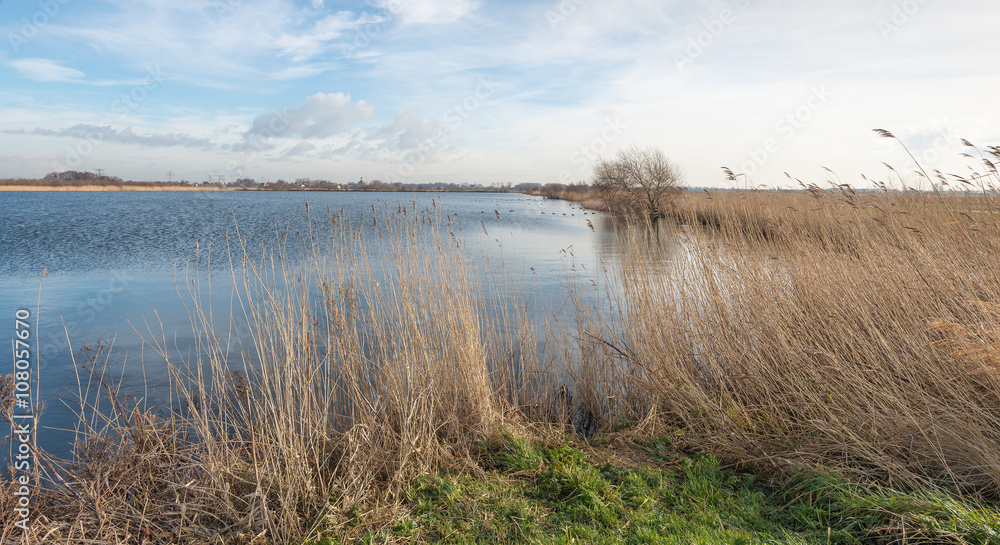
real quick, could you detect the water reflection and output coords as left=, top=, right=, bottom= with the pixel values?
left=0, top=190, right=662, bottom=457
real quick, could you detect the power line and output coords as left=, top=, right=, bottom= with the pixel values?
left=166, top=171, right=174, bottom=182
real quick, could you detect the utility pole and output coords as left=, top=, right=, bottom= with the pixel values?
left=95, top=168, right=105, bottom=178
left=166, top=171, right=173, bottom=182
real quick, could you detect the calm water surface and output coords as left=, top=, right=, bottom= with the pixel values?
left=1, top=190, right=624, bottom=456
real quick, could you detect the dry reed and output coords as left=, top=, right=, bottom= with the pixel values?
left=6, top=171, right=1000, bottom=542
left=567, top=188, right=1000, bottom=498
left=3, top=203, right=545, bottom=543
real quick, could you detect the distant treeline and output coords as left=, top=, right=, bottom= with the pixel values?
left=2, top=173, right=574, bottom=192
left=45, top=170, right=125, bottom=182
left=1, top=176, right=190, bottom=188
left=2, top=172, right=606, bottom=193
left=254, top=178, right=516, bottom=192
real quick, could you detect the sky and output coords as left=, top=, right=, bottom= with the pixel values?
left=1, top=0, right=998, bottom=187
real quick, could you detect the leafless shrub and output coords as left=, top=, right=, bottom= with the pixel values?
left=594, top=146, right=684, bottom=222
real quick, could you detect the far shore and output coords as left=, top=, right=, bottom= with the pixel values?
left=0, top=184, right=229, bottom=191
left=0, top=180, right=518, bottom=193
left=0, top=185, right=514, bottom=192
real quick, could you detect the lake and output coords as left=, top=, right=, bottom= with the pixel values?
left=0, top=190, right=621, bottom=457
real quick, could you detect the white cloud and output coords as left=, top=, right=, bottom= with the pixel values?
left=283, top=141, right=318, bottom=158
left=375, top=0, right=479, bottom=24
left=246, top=92, right=375, bottom=140
left=4, top=124, right=215, bottom=149
left=330, top=106, right=443, bottom=161
left=4, top=0, right=999, bottom=186
left=9, top=58, right=85, bottom=82
left=378, top=106, right=440, bottom=150
left=242, top=103, right=443, bottom=162
left=37, top=0, right=376, bottom=87
left=275, top=11, right=383, bottom=62
left=270, top=63, right=340, bottom=80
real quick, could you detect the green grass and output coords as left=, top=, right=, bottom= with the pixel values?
left=324, top=432, right=1000, bottom=545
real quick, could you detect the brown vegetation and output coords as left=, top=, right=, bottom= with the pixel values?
left=572, top=189, right=1000, bottom=497
left=5, top=176, right=1000, bottom=542
left=1, top=203, right=545, bottom=544
left=520, top=183, right=606, bottom=211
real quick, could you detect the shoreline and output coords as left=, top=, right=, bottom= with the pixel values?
left=0, top=184, right=517, bottom=193
left=0, top=184, right=229, bottom=191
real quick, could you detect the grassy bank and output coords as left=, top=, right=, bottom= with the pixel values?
left=4, top=185, right=1000, bottom=543
left=356, top=432, right=1000, bottom=544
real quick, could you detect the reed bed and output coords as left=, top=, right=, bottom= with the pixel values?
left=3, top=203, right=546, bottom=543
left=521, top=185, right=606, bottom=211
left=572, top=188, right=1000, bottom=498
left=5, top=183, right=1000, bottom=542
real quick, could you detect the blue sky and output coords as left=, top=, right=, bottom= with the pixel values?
left=1, top=0, right=997, bottom=187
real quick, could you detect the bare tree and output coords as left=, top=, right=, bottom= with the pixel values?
left=594, top=146, right=683, bottom=221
